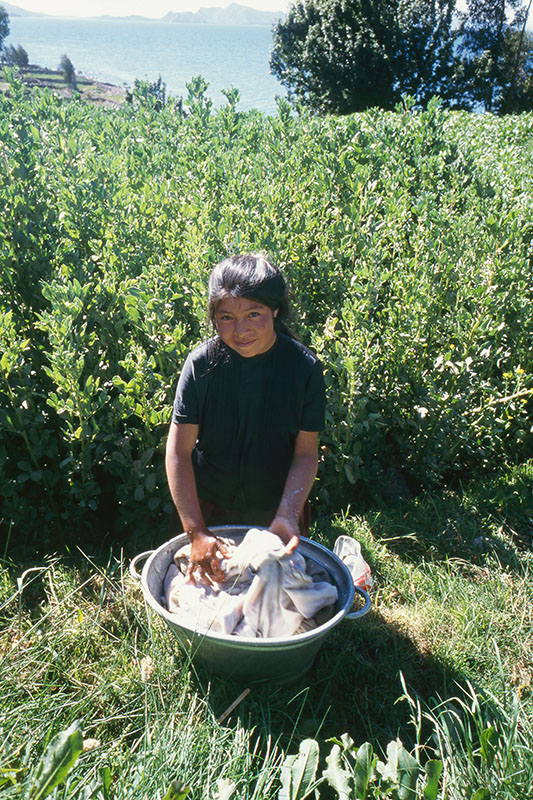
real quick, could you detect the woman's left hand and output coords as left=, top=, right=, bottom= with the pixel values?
left=269, top=516, right=300, bottom=554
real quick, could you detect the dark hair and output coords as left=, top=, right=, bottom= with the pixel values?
left=208, top=254, right=295, bottom=338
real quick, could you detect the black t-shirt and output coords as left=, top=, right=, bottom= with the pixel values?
left=172, top=333, right=325, bottom=512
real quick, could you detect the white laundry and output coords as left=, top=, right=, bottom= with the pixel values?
left=163, top=562, right=246, bottom=634
left=163, top=529, right=338, bottom=639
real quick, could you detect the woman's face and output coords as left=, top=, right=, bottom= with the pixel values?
left=214, top=295, right=278, bottom=358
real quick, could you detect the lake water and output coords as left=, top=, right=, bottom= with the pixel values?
left=6, top=16, right=286, bottom=114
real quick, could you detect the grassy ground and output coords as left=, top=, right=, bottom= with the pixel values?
left=1, top=461, right=532, bottom=798
left=0, top=64, right=125, bottom=106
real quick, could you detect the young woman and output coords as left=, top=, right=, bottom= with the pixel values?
left=165, top=254, right=325, bottom=580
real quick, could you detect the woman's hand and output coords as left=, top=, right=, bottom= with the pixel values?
left=166, top=423, right=229, bottom=582
left=269, top=516, right=300, bottom=554
left=188, top=529, right=228, bottom=583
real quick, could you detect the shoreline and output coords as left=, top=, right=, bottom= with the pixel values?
left=0, top=63, right=126, bottom=107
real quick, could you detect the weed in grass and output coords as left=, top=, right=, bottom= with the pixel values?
left=419, top=679, right=533, bottom=799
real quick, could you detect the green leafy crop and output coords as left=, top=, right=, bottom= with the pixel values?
left=1, top=77, right=531, bottom=548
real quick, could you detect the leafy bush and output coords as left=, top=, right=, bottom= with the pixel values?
left=125, top=75, right=167, bottom=110
left=0, top=77, right=531, bottom=547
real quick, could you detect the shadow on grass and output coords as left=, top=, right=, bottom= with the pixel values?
left=187, top=598, right=461, bottom=754
left=184, top=465, right=533, bottom=753
left=333, top=467, right=532, bottom=577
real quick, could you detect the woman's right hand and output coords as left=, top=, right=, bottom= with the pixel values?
left=188, top=529, right=228, bottom=583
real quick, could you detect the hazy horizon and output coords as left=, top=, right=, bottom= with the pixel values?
left=4, top=0, right=288, bottom=19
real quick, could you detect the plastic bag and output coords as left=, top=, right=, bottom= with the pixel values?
left=333, top=535, right=373, bottom=592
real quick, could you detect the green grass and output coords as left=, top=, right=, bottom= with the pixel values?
left=1, top=462, right=532, bottom=798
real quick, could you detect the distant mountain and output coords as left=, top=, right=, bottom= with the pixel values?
left=2, top=2, right=45, bottom=16
left=1, top=1, right=284, bottom=26
left=163, top=3, right=283, bottom=26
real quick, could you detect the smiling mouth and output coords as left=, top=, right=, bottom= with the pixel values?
left=234, top=339, right=255, bottom=347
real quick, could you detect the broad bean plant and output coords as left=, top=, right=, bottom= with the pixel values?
left=1, top=75, right=532, bottom=548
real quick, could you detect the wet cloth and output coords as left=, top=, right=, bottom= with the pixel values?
left=163, top=529, right=338, bottom=638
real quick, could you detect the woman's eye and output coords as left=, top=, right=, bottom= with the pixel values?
left=218, top=315, right=232, bottom=322
left=248, top=311, right=260, bottom=318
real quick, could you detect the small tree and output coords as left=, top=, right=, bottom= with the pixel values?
left=456, top=0, right=532, bottom=111
left=59, top=53, right=76, bottom=88
left=270, top=0, right=458, bottom=114
left=501, top=26, right=533, bottom=111
left=270, top=0, right=398, bottom=113
left=0, top=5, right=10, bottom=63
left=4, top=43, right=28, bottom=68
